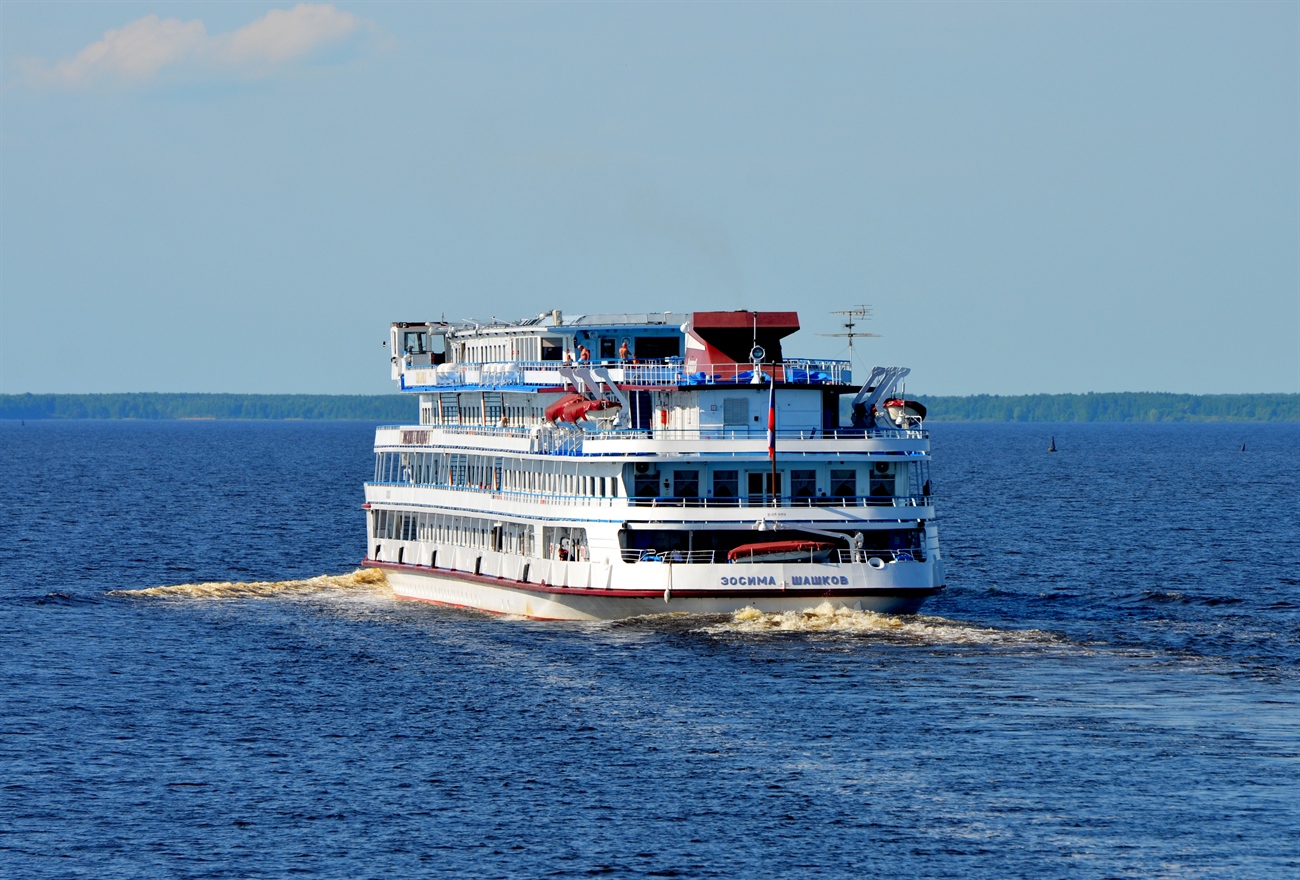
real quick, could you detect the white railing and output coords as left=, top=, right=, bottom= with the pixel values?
left=401, top=357, right=851, bottom=389
left=376, top=424, right=587, bottom=456
left=376, top=424, right=928, bottom=455
left=613, top=547, right=925, bottom=564
left=620, top=549, right=717, bottom=564
left=383, top=425, right=926, bottom=441
left=833, top=549, right=923, bottom=564
left=367, top=481, right=935, bottom=516
left=366, top=481, right=625, bottom=508
left=626, top=494, right=935, bottom=509
left=597, top=427, right=927, bottom=442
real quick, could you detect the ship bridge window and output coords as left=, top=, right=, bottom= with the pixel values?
left=402, top=331, right=428, bottom=354
left=540, top=338, right=565, bottom=361
left=634, top=336, right=681, bottom=360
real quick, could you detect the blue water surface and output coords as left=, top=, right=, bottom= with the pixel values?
left=1, top=420, right=1297, bottom=879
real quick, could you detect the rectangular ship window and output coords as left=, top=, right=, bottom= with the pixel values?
left=831, top=469, right=856, bottom=498
left=673, top=470, right=699, bottom=498
left=439, top=393, right=459, bottom=424
left=712, top=470, right=738, bottom=498
left=869, top=462, right=895, bottom=500
left=791, top=469, right=816, bottom=502
left=634, top=471, right=659, bottom=498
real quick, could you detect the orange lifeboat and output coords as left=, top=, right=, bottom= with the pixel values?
left=882, top=398, right=926, bottom=423
left=544, top=393, right=622, bottom=424
left=727, top=541, right=836, bottom=563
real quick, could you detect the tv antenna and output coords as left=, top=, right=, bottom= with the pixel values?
left=819, top=305, right=880, bottom=370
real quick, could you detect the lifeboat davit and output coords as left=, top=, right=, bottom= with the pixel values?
left=544, top=393, right=622, bottom=424
left=882, top=398, right=926, bottom=423
left=727, top=541, right=837, bottom=564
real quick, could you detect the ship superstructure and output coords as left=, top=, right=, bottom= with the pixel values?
left=365, top=309, right=944, bottom=619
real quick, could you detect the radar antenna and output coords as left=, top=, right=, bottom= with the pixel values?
left=819, top=305, right=880, bottom=371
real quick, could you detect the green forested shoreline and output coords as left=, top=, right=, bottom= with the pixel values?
left=0, top=393, right=416, bottom=421
left=2, top=391, right=1298, bottom=422
left=914, top=392, right=1300, bottom=422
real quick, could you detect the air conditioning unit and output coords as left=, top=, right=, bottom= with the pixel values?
left=634, top=462, right=654, bottom=474
left=874, top=461, right=891, bottom=474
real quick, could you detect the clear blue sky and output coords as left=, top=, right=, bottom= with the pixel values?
left=2, top=1, right=1296, bottom=395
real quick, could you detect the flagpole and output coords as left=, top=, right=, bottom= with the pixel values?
left=768, top=371, right=777, bottom=507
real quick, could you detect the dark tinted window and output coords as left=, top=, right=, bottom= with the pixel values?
left=634, top=472, right=659, bottom=497
left=869, top=461, right=894, bottom=497
left=634, top=336, right=681, bottom=359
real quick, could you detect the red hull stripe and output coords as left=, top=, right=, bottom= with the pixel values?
left=365, top=559, right=944, bottom=600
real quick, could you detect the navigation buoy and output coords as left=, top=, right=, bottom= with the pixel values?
left=1048, top=436, right=1057, bottom=453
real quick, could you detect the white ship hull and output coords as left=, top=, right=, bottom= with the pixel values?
left=370, top=311, right=947, bottom=623
left=373, top=558, right=944, bottom=621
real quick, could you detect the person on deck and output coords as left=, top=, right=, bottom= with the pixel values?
left=618, top=340, right=630, bottom=362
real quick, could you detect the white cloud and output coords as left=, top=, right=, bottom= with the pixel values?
left=22, top=4, right=369, bottom=89
left=219, top=4, right=364, bottom=67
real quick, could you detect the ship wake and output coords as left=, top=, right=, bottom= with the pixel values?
left=109, top=568, right=390, bottom=600
left=702, top=601, right=1061, bottom=646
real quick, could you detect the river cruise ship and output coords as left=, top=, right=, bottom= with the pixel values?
left=364, top=309, right=944, bottom=620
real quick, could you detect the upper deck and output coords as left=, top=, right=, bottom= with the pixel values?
left=388, top=308, right=925, bottom=444
left=390, top=309, right=850, bottom=392
left=374, top=423, right=929, bottom=458
left=397, top=359, right=851, bottom=392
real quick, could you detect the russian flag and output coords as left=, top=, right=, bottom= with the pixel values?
left=767, top=374, right=776, bottom=460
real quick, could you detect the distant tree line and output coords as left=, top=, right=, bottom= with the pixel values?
left=915, top=392, right=1300, bottom=422
left=0, top=393, right=416, bottom=421
left=2, top=391, right=1297, bottom=422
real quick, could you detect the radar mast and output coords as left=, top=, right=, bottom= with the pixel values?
left=819, top=305, right=880, bottom=374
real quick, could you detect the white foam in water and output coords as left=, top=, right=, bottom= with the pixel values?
left=702, top=601, right=1061, bottom=646
left=110, top=568, right=390, bottom=600
left=114, top=576, right=1054, bottom=647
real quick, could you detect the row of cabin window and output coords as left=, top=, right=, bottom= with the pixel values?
left=631, top=468, right=856, bottom=499
left=371, top=509, right=536, bottom=555
left=375, top=451, right=619, bottom=498
left=465, top=341, right=517, bottom=362
left=542, top=525, right=590, bottom=561
left=428, top=394, right=543, bottom=427
left=632, top=463, right=929, bottom=499
left=375, top=452, right=930, bottom=499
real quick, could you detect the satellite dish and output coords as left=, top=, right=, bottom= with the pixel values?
left=750, top=345, right=766, bottom=363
